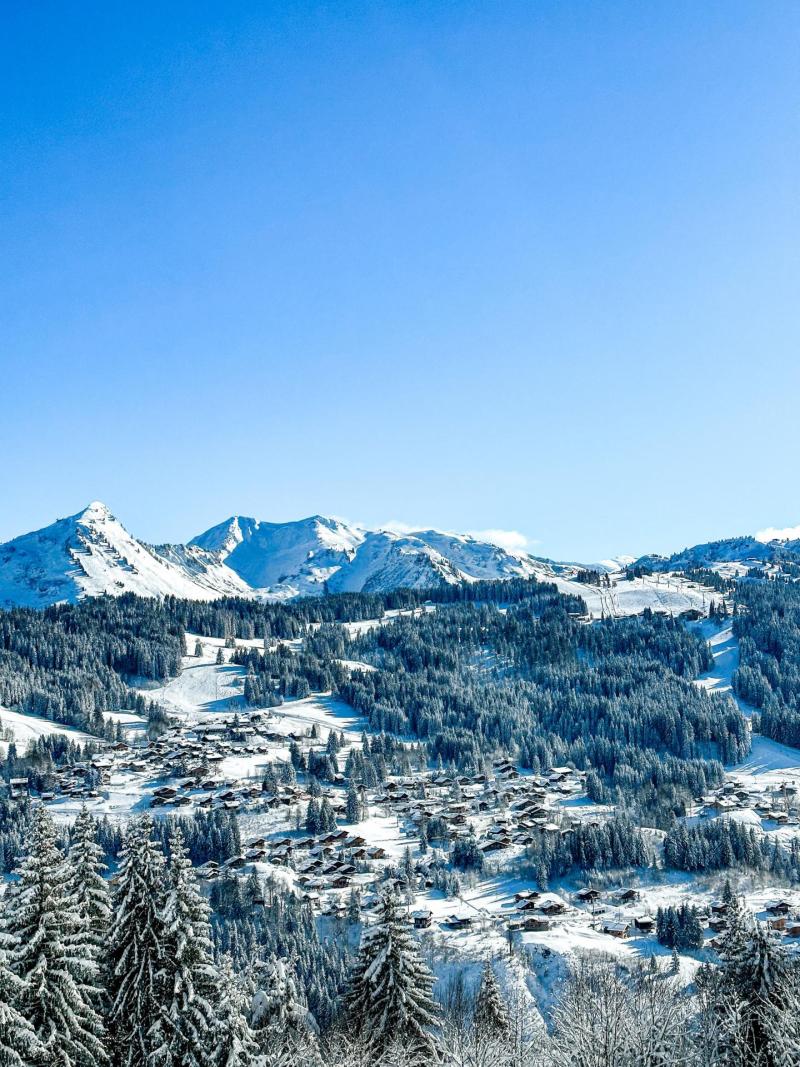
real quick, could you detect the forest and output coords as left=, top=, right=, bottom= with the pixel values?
left=1, top=804, right=800, bottom=1067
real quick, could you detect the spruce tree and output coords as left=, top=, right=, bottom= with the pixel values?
left=717, top=908, right=800, bottom=1066
left=346, top=785, right=360, bottom=824
left=250, top=955, right=318, bottom=1065
left=345, top=891, right=439, bottom=1063
left=1, top=804, right=106, bottom=1067
left=152, top=826, right=218, bottom=1067
left=66, top=807, right=111, bottom=1004
left=108, top=815, right=168, bottom=1067
left=473, top=961, right=510, bottom=1039
left=0, top=948, right=42, bottom=1067
left=210, top=957, right=259, bottom=1067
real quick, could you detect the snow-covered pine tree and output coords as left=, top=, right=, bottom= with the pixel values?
left=251, top=954, right=319, bottom=1066
left=67, top=806, right=111, bottom=1014
left=107, top=814, right=169, bottom=1067
left=344, top=890, right=439, bottom=1064
left=0, top=948, right=42, bottom=1067
left=210, top=957, right=259, bottom=1067
left=472, top=961, right=510, bottom=1039
left=717, top=910, right=800, bottom=1066
left=151, top=825, right=218, bottom=1067
left=1, top=804, right=107, bottom=1067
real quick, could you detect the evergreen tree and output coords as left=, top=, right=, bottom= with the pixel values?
left=250, top=955, right=318, bottom=1065
left=305, top=799, right=320, bottom=836
left=345, top=785, right=360, bottom=824
left=107, top=815, right=169, bottom=1067
left=319, top=797, right=336, bottom=834
left=152, top=826, right=218, bottom=1067
left=717, top=908, right=800, bottom=1066
left=345, top=891, right=439, bottom=1063
left=0, top=948, right=42, bottom=1067
left=66, top=807, right=111, bottom=999
left=1, top=804, right=106, bottom=1067
left=472, top=961, right=510, bottom=1039
left=210, top=957, right=259, bottom=1067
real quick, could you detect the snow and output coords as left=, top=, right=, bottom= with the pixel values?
left=547, top=570, right=719, bottom=619
left=0, top=707, right=95, bottom=755
left=694, top=622, right=740, bottom=700
left=0, top=502, right=250, bottom=608
left=0, top=500, right=652, bottom=608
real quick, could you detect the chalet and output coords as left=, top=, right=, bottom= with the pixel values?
left=576, top=888, right=600, bottom=903
left=516, top=898, right=541, bottom=913
left=602, top=920, right=630, bottom=939
left=412, top=910, right=433, bottom=929
left=9, top=777, right=29, bottom=800
left=617, top=888, right=639, bottom=904
left=514, top=890, right=540, bottom=902
left=481, top=839, right=510, bottom=853
left=538, top=899, right=566, bottom=916
left=634, top=915, right=655, bottom=933
left=785, top=922, right=800, bottom=938
left=521, top=916, right=551, bottom=932
left=766, top=900, right=792, bottom=916
left=708, top=917, right=727, bottom=934
left=444, top=914, right=474, bottom=931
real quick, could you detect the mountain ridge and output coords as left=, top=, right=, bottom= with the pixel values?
left=0, top=502, right=546, bottom=608
left=2, top=501, right=799, bottom=610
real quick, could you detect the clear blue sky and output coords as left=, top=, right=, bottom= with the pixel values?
left=2, top=1, right=799, bottom=560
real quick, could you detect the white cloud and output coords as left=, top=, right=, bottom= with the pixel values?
left=380, top=520, right=423, bottom=535
left=756, top=524, right=800, bottom=543
left=379, top=521, right=536, bottom=555
left=467, top=528, right=534, bottom=553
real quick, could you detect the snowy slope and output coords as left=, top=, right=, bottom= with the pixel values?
left=0, top=500, right=761, bottom=611
left=190, top=516, right=544, bottom=598
left=0, top=503, right=549, bottom=607
left=634, top=534, right=800, bottom=573
left=0, top=502, right=250, bottom=608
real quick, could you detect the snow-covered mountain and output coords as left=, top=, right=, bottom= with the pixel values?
left=189, top=515, right=545, bottom=598
left=5, top=501, right=798, bottom=611
left=0, top=503, right=546, bottom=608
left=0, top=502, right=251, bottom=608
left=633, top=534, right=800, bottom=574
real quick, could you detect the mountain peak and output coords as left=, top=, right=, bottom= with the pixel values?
left=76, top=500, right=114, bottom=524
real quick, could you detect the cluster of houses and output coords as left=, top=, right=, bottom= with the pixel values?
left=371, top=760, right=593, bottom=855
left=697, top=775, right=800, bottom=826
left=705, top=896, right=800, bottom=949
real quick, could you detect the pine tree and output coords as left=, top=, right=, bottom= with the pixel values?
left=1, top=804, right=106, bottom=1067
left=345, top=891, right=439, bottom=1063
left=66, top=807, right=111, bottom=999
left=152, top=826, right=218, bottom=1067
left=210, top=957, right=259, bottom=1067
left=473, top=961, right=510, bottom=1039
left=305, top=799, right=320, bottom=836
left=717, top=908, right=800, bottom=1066
left=108, top=815, right=169, bottom=1067
left=319, top=797, right=336, bottom=833
left=250, top=955, right=318, bottom=1065
left=346, top=785, right=360, bottom=824
left=0, top=948, right=42, bottom=1067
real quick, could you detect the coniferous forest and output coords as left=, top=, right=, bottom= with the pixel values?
left=2, top=576, right=800, bottom=1064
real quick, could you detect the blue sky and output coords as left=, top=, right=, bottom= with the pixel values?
left=2, top=2, right=799, bottom=560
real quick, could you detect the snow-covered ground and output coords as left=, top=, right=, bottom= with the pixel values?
left=549, top=570, right=721, bottom=619
left=0, top=706, right=95, bottom=756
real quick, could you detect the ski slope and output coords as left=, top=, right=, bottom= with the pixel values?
left=0, top=706, right=95, bottom=756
